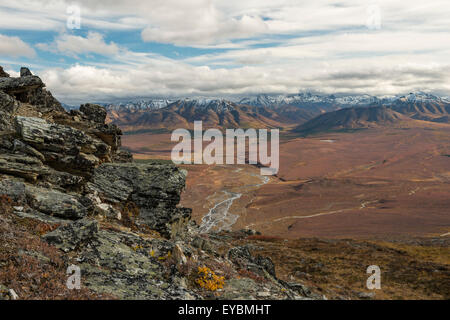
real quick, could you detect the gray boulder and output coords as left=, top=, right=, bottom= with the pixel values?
left=26, top=185, right=88, bottom=219
left=228, top=245, right=276, bottom=278
left=14, top=116, right=110, bottom=175
left=0, top=153, right=47, bottom=181
left=26, top=87, right=64, bottom=113
left=0, top=75, right=44, bottom=95
left=89, top=162, right=191, bottom=236
left=0, top=179, right=86, bottom=218
left=0, top=66, right=9, bottom=78
left=80, top=103, right=107, bottom=124
left=0, top=91, right=18, bottom=114
left=0, top=91, right=19, bottom=131
left=0, top=179, right=27, bottom=202
left=15, top=116, right=99, bottom=153
left=20, top=67, right=32, bottom=77
left=42, top=218, right=99, bottom=252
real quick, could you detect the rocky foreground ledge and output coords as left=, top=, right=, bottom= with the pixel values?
left=0, top=66, right=319, bottom=300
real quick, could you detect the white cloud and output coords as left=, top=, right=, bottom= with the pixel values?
left=0, top=34, right=35, bottom=58
left=40, top=55, right=450, bottom=105
left=37, top=32, right=120, bottom=57
left=1, top=0, right=449, bottom=101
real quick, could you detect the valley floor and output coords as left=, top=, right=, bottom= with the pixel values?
left=125, top=126, right=450, bottom=240
left=122, top=125, right=450, bottom=299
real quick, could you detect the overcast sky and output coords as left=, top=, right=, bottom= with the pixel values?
left=0, top=0, right=449, bottom=104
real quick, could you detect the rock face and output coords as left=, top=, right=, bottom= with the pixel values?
left=43, top=218, right=99, bottom=252
left=228, top=245, right=276, bottom=278
left=0, top=66, right=318, bottom=301
left=0, top=66, right=9, bottom=78
left=0, top=66, right=190, bottom=235
left=0, top=75, right=44, bottom=95
left=89, top=162, right=190, bottom=236
left=20, top=67, right=32, bottom=77
left=80, top=103, right=107, bottom=124
left=0, top=73, right=63, bottom=113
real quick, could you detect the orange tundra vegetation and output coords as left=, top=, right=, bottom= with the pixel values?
left=0, top=195, right=113, bottom=300
left=195, top=266, right=225, bottom=291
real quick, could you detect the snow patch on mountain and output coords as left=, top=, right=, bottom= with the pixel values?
left=96, top=91, right=449, bottom=112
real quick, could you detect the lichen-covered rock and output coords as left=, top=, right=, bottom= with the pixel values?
left=0, top=153, right=47, bottom=181
left=14, top=116, right=110, bottom=175
left=0, top=91, right=18, bottom=114
left=0, top=66, right=9, bottom=78
left=39, top=168, right=84, bottom=190
left=55, top=114, right=122, bottom=151
left=0, top=68, right=63, bottom=113
left=43, top=218, right=99, bottom=252
left=80, top=103, right=107, bottom=124
left=26, top=185, right=88, bottom=219
left=91, top=123, right=122, bottom=151
left=0, top=179, right=27, bottom=202
left=228, top=245, right=276, bottom=278
left=89, top=162, right=191, bottom=236
left=74, top=229, right=198, bottom=299
left=112, top=149, right=133, bottom=163
left=278, top=280, right=319, bottom=299
left=0, top=75, right=44, bottom=95
left=20, top=67, right=32, bottom=77
left=0, top=91, right=19, bottom=131
left=26, top=87, right=64, bottom=113
left=12, top=139, right=45, bottom=161
left=15, top=116, right=101, bottom=154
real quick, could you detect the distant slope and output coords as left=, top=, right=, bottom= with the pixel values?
left=104, top=92, right=450, bottom=134
left=238, top=93, right=384, bottom=112
left=107, top=99, right=315, bottom=132
left=294, top=106, right=407, bottom=135
left=388, top=93, right=450, bottom=123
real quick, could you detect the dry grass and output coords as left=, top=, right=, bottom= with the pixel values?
left=0, top=195, right=114, bottom=300
left=236, top=236, right=450, bottom=300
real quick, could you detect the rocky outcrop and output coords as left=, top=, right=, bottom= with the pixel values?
left=0, top=72, right=63, bottom=113
left=88, top=162, right=191, bottom=236
left=0, top=66, right=318, bottom=301
left=26, top=185, right=88, bottom=219
left=0, top=90, right=19, bottom=131
left=43, top=218, right=99, bottom=252
left=80, top=103, right=107, bottom=124
left=20, top=67, right=32, bottom=77
left=0, top=179, right=86, bottom=219
left=0, top=66, right=191, bottom=234
left=89, top=162, right=190, bottom=236
left=0, top=66, right=9, bottom=78
left=0, top=154, right=46, bottom=181
left=14, top=116, right=109, bottom=176
left=0, top=75, right=44, bottom=95
left=228, top=245, right=276, bottom=278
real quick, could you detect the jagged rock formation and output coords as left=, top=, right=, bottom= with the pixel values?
left=0, top=67, right=187, bottom=235
left=0, top=66, right=318, bottom=300
left=0, top=67, right=9, bottom=78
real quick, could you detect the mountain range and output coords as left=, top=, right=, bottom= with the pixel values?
left=99, top=92, right=450, bottom=133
